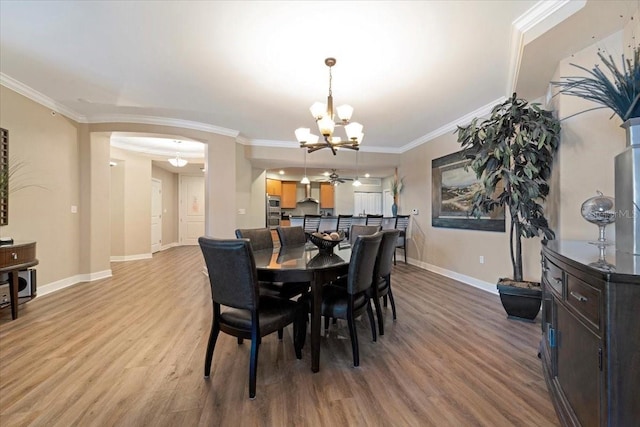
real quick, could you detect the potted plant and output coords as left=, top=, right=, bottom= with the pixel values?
left=456, top=93, right=561, bottom=321
left=552, top=46, right=640, bottom=255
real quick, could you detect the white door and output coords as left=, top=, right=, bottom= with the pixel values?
left=180, top=175, right=205, bottom=245
left=151, top=178, right=162, bottom=253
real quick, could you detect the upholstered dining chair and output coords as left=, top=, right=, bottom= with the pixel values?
left=393, top=215, right=410, bottom=265
left=198, top=237, right=306, bottom=399
left=365, top=214, right=383, bottom=227
left=369, top=229, right=400, bottom=335
left=276, top=226, right=307, bottom=246
left=349, top=224, right=381, bottom=245
left=235, top=228, right=308, bottom=300
left=305, top=232, right=382, bottom=367
left=303, top=214, right=322, bottom=234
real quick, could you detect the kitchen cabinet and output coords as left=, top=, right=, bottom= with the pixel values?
left=320, top=183, right=334, bottom=208
left=266, top=179, right=281, bottom=196
left=540, top=240, right=639, bottom=426
left=281, top=181, right=297, bottom=209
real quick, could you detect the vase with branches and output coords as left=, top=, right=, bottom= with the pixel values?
left=552, top=45, right=640, bottom=255
left=390, top=175, right=403, bottom=217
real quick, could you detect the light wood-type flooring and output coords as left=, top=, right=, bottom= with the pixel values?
left=0, top=246, right=559, bottom=426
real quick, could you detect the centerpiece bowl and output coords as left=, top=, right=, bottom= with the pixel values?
left=307, top=231, right=345, bottom=252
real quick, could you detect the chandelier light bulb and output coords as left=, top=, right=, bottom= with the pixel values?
left=310, top=102, right=327, bottom=120
left=317, top=116, right=335, bottom=136
left=336, top=104, right=353, bottom=122
left=295, top=127, right=310, bottom=143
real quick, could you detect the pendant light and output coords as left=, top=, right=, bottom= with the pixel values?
left=352, top=151, right=362, bottom=187
left=300, top=149, right=310, bottom=184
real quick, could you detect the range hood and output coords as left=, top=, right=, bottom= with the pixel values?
left=298, top=184, right=319, bottom=204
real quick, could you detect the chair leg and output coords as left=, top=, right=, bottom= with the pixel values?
left=393, top=249, right=397, bottom=266
left=204, top=321, right=220, bottom=378
left=346, top=310, right=359, bottom=367
left=387, top=278, right=397, bottom=320
left=278, top=329, right=283, bottom=340
left=383, top=295, right=388, bottom=307
left=373, top=295, right=384, bottom=336
left=366, top=300, right=377, bottom=342
left=404, top=246, right=407, bottom=264
left=249, top=329, right=260, bottom=399
left=293, top=309, right=306, bottom=359
left=324, top=316, right=330, bottom=331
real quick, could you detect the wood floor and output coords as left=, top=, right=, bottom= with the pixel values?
left=0, top=246, right=559, bottom=426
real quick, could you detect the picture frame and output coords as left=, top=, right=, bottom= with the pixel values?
left=431, top=150, right=505, bottom=232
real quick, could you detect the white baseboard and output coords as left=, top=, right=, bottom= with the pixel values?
left=160, top=242, right=180, bottom=251
left=110, top=253, right=152, bottom=262
left=37, top=269, right=113, bottom=297
left=406, top=257, right=498, bottom=295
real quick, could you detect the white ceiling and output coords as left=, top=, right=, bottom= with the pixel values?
left=0, top=0, right=636, bottom=176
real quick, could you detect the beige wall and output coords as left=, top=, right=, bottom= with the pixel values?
left=0, top=86, right=83, bottom=286
left=110, top=146, right=152, bottom=258
left=110, top=161, right=125, bottom=256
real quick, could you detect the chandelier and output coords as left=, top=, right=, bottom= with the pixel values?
left=168, top=153, right=188, bottom=167
left=295, top=57, right=363, bottom=155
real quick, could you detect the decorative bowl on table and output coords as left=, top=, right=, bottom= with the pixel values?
left=306, top=231, right=345, bottom=252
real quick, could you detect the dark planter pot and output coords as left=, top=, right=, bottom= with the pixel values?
left=497, top=282, right=542, bottom=322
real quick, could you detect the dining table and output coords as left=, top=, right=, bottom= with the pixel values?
left=253, top=242, right=352, bottom=373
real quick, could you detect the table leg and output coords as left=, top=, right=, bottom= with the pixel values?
left=310, top=276, right=321, bottom=373
left=9, top=271, right=19, bottom=320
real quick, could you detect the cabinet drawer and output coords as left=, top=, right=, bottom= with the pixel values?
left=543, top=257, right=564, bottom=297
left=0, top=244, right=36, bottom=268
left=566, top=275, right=601, bottom=330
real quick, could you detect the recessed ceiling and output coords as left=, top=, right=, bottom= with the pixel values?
left=0, top=0, right=636, bottom=157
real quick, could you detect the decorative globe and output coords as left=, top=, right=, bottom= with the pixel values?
left=580, top=191, right=615, bottom=244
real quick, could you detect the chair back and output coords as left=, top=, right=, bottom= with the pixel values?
left=276, top=226, right=307, bottom=246
left=375, top=229, right=400, bottom=279
left=350, top=224, right=381, bottom=245
left=394, top=214, right=410, bottom=246
left=336, top=214, right=353, bottom=235
left=365, top=214, right=383, bottom=227
left=394, top=215, right=410, bottom=232
left=347, top=232, right=383, bottom=295
left=198, top=237, right=258, bottom=311
left=303, top=214, right=322, bottom=233
left=235, top=228, right=273, bottom=251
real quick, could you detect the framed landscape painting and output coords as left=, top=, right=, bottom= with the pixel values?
left=431, top=150, right=505, bottom=232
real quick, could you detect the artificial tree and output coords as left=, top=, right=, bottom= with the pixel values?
left=456, top=93, right=561, bottom=284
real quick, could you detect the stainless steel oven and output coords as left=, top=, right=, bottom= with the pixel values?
left=266, top=195, right=281, bottom=228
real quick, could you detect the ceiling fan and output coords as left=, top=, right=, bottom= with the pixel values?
left=323, top=169, right=353, bottom=186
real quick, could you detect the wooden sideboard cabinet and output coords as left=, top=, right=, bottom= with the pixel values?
left=0, top=241, right=38, bottom=320
left=540, top=240, right=639, bottom=427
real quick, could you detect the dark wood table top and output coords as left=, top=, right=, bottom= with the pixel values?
left=253, top=243, right=352, bottom=272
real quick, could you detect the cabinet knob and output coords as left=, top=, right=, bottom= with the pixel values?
left=11, top=252, right=18, bottom=260
left=553, top=277, right=562, bottom=284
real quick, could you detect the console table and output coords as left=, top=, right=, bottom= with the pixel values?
left=540, top=240, right=639, bottom=426
left=0, top=241, right=38, bottom=320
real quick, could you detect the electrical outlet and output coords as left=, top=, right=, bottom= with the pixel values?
left=412, top=208, right=419, bottom=215
left=479, top=256, right=485, bottom=264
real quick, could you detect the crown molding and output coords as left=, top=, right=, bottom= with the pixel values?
left=87, top=114, right=239, bottom=137
left=400, top=96, right=506, bottom=153
left=506, top=0, right=586, bottom=96
left=1, top=73, right=240, bottom=138
left=1, top=72, right=86, bottom=122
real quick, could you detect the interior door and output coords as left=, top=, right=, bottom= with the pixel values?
left=180, top=175, right=205, bottom=245
left=151, top=178, right=162, bottom=253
